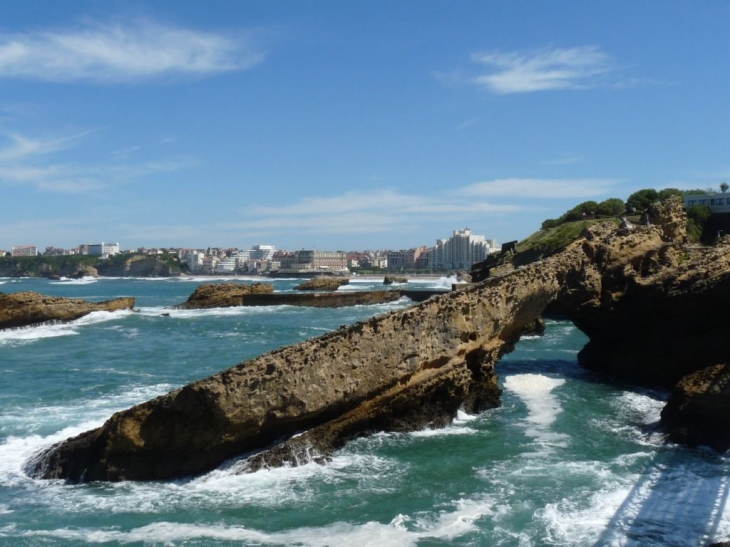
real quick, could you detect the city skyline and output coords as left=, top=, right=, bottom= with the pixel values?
left=1, top=2, right=728, bottom=251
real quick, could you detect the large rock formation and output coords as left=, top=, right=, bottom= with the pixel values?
left=294, top=277, right=349, bottom=291
left=178, top=283, right=274, bottom=309
left=28, top=197, right=730, bottom=482
left=0, top=292, right=135, bottom=330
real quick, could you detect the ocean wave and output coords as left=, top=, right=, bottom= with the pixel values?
left=9, top=495, right=493, bottom=546
left=0, top=309, right=132, bottom=347
left=49, top=276, right=97, bottom=285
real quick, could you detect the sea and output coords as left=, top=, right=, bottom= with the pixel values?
left=1, top=275, right=729, bottom=547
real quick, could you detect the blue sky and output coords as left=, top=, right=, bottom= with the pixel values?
left=1, top=1, right=728, bottom=252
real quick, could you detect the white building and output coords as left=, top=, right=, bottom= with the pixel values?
left=430, top=228, right=498, bottom=269
left=684, top=193, right=730, bottom=214
left=87, top=242, right=120, bottom=258
left=186, top=251, right=205, bottom=273
left=11, top=245, right=38, bottom=257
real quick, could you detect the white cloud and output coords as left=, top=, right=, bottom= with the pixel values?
left=471, top=46, right=613, bottom=94
left=0, top=20, right=263, bottom=83
left=0, top=130, right=195, bottom=193
left=462, top=178, right=620, bottom=198
left=227, top=188, right=524, bottom=238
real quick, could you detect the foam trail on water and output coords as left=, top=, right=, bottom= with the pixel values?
left=0, top=309, right=132, bottom=346
left=8, top=496, right=493, bottom=546
left=504, top=374, right=567, bottom=445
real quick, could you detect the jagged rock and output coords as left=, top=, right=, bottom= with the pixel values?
left=0, top=292, right=135, bottom=330
left=177, top=283, right=274, bottom=309
left=661, top=364, right=730, bottom=451
left=383, top=275, right=408, bottom=285
left=71, top=265, right=98, bottom=278
left=294, top=277, right=349, bottom=291
left=28, top=197, right=730, bottom=482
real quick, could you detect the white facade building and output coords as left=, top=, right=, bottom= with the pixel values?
left=11, top=245, right=38, bottom=257
left=430, top=228, right=498, bottom=269
left=87, top=242, right=120, bottom=258
left=684, top=193, right=730, bottom=214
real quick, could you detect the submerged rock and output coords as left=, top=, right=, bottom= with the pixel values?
left=0, top=292, right=135, bottom=330
left=383, top=275, right=408, bottom=285
left=28, top=197, right=730, bottom=482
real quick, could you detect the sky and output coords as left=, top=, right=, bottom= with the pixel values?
left=1, top=1, right=728, bottom=252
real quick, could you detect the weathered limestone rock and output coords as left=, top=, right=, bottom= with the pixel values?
left=661, top=364, right=730, bottom=451
left=177, top=283, right=274, bottom=309
left=294, top=277, right=349, bottom=291
left=383, top=275, right=408, bottom=285
left=29, top=251, right=576, bottom=481
left=0, top=292, right=135, bottom=330
left=28, top=197, right=730, bottom=481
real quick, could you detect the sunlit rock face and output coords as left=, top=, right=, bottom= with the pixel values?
left=28, top=198, right=730, bottom=482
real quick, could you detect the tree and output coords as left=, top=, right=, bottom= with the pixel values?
left=658, top=188, right=684, bottom=201
left=721, top=182, right=729, bottom=193
left=625, top=189, right=659, bottom=214
left=595, top=198, right=625, bottom=217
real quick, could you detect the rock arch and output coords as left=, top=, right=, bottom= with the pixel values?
left=29, top=199, right=730, bottom=482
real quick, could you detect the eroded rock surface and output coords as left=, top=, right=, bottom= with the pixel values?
left=294, top=277, right=349, bottom=291
left=0, top=292, right=135, bottom=330
left=177, top=282, right=274, bottom=309
left=28, top=198, right=730, bottom=481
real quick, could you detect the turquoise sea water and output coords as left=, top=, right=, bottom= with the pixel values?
left=0, top=276, right=728, bottom=546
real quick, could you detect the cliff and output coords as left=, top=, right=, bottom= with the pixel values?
left=0, top=254, right=181, bottom=278
left=28, top=198, right=730, bottom=482
left=0, top=292, right=135, bottom=330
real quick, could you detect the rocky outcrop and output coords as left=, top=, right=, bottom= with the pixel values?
left=383, top=275, right=408, bottom=285
left=0, top=292, right=135, bottom=330
left=29, top=251, right=574, bottom=481
left=294, top=277, right=349, bottom=291
left=661, top=364, right=730, bottom=451
left=178, top=283, right=274, bottom=309
left=28, top=198, right=730, bottom=482
left=96, top=256, right=180, bottom=277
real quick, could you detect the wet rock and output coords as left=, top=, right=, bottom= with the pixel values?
left=0, top=292, right=135, bottom=330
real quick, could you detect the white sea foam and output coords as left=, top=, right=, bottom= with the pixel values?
left=11, top=495, right=494, bottom=546
left=504, top=373, right=567, bottom=446
left=49, top=276, right=97, bottom=285
left=409, top=426, right=477, bottom=438
left=0, top=309, right=132, bottom=346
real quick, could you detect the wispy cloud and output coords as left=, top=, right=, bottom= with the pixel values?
left=0, top=130, right=194, bottom=193
left=0, top=20, right=264, bottom=83
left=224, top=177, right=621, bottom=239
left=462, top=178, right=620, bottom=198
left=470, top=46, right=614, bottom=94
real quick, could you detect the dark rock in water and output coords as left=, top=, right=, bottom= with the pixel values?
left=0, top=292, right=135, bottom=330
left=383, top=275, right=407, bottom=285
left=662, top=364, right=730, bottom=451
left=177, top=282, right=274, bottom=309
left=294, top=277, right=349, bottom=291
left=28, top=197, right=730, bottom=482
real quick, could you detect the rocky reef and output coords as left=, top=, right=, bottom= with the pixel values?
left=383, top=275, right=408, bottom=285
left=0, top=292, right=135, bottom=330
left=294, top=277, right=350, bottom=291
left=177, top=282, right=274, bottom=309
left=28, top=197, right=730, bottom=482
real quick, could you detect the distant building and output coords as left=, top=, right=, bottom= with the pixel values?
left=11, top=245, right=38, bottom=257
left=278, top=250, right=348, bottom=274
left=430, top=228, right=498, bottom=269
left=87, top=242, right=120, bottom=258
left=684, top=193, right=730, bottom=214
